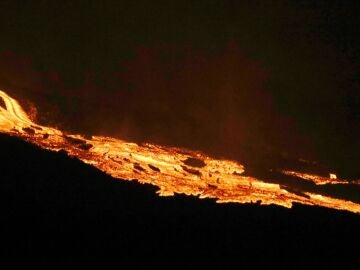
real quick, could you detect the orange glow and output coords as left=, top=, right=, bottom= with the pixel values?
left=1, top=89, right=360, bottom=214
left=281, top=170, right=359, bottom=185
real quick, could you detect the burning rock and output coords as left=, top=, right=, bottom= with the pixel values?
left=181, top=165, right=202, bottom=176
left=0, top=97, right=5, bottom=109
left=63, top=135, right=92, bottom=150
left=22, top=127, right=35, bottom=134
left=134, top=163, right=145, bottom=172
left=63, top=135, right=87, bottom=145
left=183, top=157, right=206, bottom=168
left=148, top=164, right=161, bottom=172
left=30, top=125, right=42, bottom=131
left=78, top=143, right=93, bottom=151
left=280, top=185, right=311, bottom=199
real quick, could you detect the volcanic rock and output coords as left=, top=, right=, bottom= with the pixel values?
left=183, top=157, right=206, bottom=168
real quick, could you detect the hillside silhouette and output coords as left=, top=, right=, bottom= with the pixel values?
left=1, top=133, right=360, bottom=268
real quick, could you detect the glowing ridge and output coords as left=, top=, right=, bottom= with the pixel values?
left=1, top=89, right=359, bottom=214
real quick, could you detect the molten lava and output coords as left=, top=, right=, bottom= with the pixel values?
left=1, top=89, right=359, bottom=214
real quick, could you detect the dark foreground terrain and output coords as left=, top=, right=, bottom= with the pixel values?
left=1, top=133, right=360, bottom=268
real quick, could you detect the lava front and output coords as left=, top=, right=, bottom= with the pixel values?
left=1, top=89, right=359, bottom=214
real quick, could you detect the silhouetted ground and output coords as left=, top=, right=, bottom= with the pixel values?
left=1, top=133, right=360, bottom=268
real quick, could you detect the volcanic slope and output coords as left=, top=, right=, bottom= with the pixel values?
left=1, top=133, right=360, bottom=268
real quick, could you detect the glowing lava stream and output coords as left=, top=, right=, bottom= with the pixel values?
left=1, top=89, right=360, bottom=214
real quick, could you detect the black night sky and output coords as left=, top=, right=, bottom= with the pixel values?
left=0, top=1, right=359, bottom=177
left=1, top=1, right=360, bottom=267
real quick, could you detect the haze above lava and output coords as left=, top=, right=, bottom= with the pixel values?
left=1, top=89, right=360, bottom=214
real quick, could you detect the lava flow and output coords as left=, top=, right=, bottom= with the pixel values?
left=1, top=89, right=360, bottom=214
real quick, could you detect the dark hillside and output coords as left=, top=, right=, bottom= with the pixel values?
left=1, top=133, right=359, bottom=268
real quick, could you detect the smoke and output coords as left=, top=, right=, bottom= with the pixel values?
left=0, top=43, right=313, bottom=163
